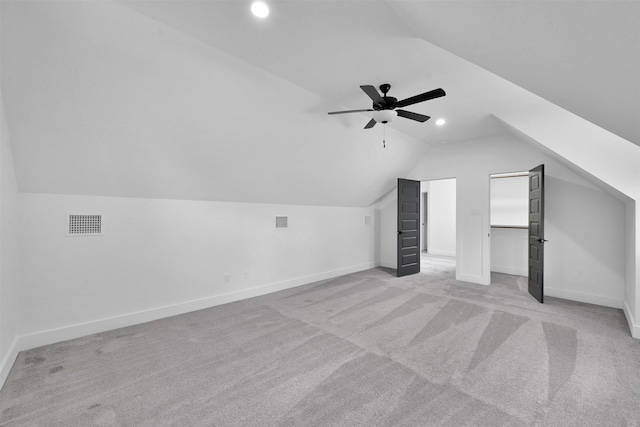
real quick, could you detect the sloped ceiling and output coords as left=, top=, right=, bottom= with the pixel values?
left=390, top=0, right=640, bottom=146
left=1, top=1, right=636, bottom=206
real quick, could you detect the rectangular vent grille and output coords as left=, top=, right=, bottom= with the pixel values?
left=68, top=214, right=102, bottom=236
left=275, top=216, right=288, bottom=229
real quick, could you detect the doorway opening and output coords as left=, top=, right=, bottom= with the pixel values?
left=420, top=178, right=456, bottom=269
left=489, top=172, right=528, bottom=280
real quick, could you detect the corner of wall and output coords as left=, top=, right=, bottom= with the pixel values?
left=623, top=301, right=640, bottom=339
left=623, top=199, right=638, bottom=338
left=0, top=90, right=22, bottom=390
left=0, top=337, right=19, bottom=390
left=456, top=272, right=489, bottom=286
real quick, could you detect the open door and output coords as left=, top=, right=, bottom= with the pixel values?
left=528, top=165, right=545, bottom=302
left=397, top=178, right=420, bottom=277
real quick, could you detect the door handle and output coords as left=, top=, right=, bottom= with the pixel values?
left=397, top=231, right=403, bottom=234
left=538, top=238, right=549, bottom=243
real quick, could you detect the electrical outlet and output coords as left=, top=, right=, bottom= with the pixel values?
left=224, top=273, right=230, bottom=283
left=244, top=270, right=250, bottom=279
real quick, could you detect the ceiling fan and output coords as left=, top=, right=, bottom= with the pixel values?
left=328, top=83, right=446, bottom=129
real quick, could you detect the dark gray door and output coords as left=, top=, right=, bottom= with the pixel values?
left=528, top=164, right=545, bottom=303
left=397, top=178, right=421, bottom=277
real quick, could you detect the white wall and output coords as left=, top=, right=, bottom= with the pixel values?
left=543, top=175, right=626, bottom=307
left=490, top=228, right=528, bottom=276
left=490, top=175, right=528, bottom=226
left=0, top=92, right=20, bottom=385
left=632, top=201, right=640, bottom=337
left=625, top=202, right=636, bottom=319
left=378, top=193, right=397, bottom=269
left=426, top=179, right=456, bottom=256
left=393, top=134, right=627, bottom=309
left=1, top=0, right=430, bottom=208
left=16, top=194, right=375, bottom=349
left=420, top=181, right=429, bottom=252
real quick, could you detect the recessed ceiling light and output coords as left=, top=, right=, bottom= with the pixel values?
left=435, top=118, right=446, bottom=126
left=251, top=1, right=269, bottom=18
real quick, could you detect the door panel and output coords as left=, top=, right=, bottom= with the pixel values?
left=397, top=178, right=421, bottom=277
left=528, top=165, right=545, bottom=302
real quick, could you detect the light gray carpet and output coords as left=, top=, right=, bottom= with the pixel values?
left=2, top=255, right=639, bottom=426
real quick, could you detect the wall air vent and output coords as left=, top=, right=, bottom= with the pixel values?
left=275, top=216, right=288, bottom=229
left=68, top=214, right=103, bottom=236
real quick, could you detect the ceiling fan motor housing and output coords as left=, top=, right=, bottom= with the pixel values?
left=375, top=96, right=397, bottom=110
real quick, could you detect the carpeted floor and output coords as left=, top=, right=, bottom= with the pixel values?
left=1, top=255, right=639, bottom=426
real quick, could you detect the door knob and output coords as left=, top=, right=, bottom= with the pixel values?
left=538, top=238, right=548, bottom=243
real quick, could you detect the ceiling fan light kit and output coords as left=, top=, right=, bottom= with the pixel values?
left=372, top=109, right=397, bottom=124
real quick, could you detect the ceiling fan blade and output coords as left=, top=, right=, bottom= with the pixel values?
left=395, top=88, right=446, bottom=108
left=328, top=109, right=374, bottom=115
left=364, top=119, right=377, bottom=129
left=360, top=85, right=384, bottom=105
left=396, top=110, right=431, bottom=122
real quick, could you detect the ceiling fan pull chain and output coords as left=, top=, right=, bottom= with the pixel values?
left=383, top=124, right=386, bottom=148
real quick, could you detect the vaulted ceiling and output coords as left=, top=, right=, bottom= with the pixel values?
left=1, top=1, right=637, bottom=206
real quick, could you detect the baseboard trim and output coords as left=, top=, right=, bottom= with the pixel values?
left=1, top=262, right=376, bottom=389
left=490, top=265, right=527, bottom=276
left=427, top=250, right=456, bottom=257
left=0, top=337, right=20, bottom=392
left=545, top=287, right=624, bottom=310
left=623, top=301, right=640, bottom=339
left=456, top=273, right=488, bottom=286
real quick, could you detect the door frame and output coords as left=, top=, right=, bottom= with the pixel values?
left=403, top=177, right=458, bottom=275
left=486, top=168, right=544, bottom=298
left=488, top=171, right=529, bottom=278
left=422, top=191, right=428, bottom=252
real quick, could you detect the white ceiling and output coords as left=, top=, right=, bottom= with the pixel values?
left=1, top=1, right=637, bottom=206
left=390, top=0, right=640, bottom=146
left=116, top=0, right=542, bottom=143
